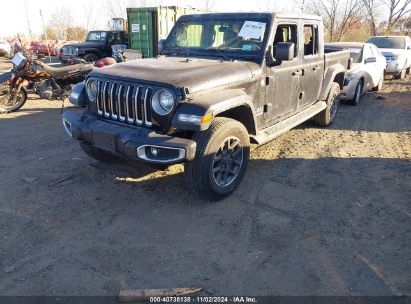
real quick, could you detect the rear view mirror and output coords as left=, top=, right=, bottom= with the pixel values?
left=276, top=42, right=295, bottom=62
left=365, top=57, right=376, bottom=64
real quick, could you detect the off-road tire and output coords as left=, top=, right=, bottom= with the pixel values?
left=80, top=143, right=121, bottom=162
left=184, top=117, right=250, bottom=201
left=372, top=72, right=384, bottom=91
left=394, top=68, right=406, bottom=80
left=0, top=86, right=27, bottom=113
left=313, top=82, right=340, bottom=127
left=83, top=53, right=100, bottom=63
left=350, top=80, right=363, bottom=106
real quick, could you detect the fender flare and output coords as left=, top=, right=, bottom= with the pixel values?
left=319, top=64, right=346, bottom=101
left=81, top=49, right=102, bottom=57
left=172, top=89, right=257, bottom=133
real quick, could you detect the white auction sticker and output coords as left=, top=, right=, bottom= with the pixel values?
left=131, top=24, right=140, bottom=33
left=238, top=21, right=266, bottom=39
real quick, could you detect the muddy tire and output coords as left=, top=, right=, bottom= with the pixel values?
left=394, top=68, right=406, bottom=80
left=184, top=117, right=250, bottom=201
left=350, top=80, right=363, bottom=106
left=83, top=53, right=99, bottom=63
left=313, top=82, right=340, bottom=127
left=80, top=143, right=121, bottom=162
left=372, top=72, right=384, bottom=91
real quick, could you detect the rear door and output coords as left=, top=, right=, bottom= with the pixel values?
left=299, top=22, right=323, bottom=109
left=362, top=44, right=378, bottom=90
left=264, top=21, right=302, bottom=126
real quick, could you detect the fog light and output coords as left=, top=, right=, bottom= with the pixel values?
left=62, top=119, right=72, bottom=137
left=150, top=147, right=159, bottom=157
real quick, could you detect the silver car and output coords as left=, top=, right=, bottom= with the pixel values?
left=325, top=42, right=386, bottom=105
left=367, top=36, right=411, bottom=79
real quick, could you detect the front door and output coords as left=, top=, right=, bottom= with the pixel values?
left=264, top=22, right=302, bottom=125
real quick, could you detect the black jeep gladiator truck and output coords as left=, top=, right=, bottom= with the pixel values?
left=63, top=13, right=349, bottom=200
left=60, top=30, right=128, bottom=63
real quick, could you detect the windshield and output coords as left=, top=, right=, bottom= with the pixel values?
left=367, top=37, right=405, bottom=49
left=86, top=32, right=107, bottom=43
left=162, top=15, right=270, bottom=61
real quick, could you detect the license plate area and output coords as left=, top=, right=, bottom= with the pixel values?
left=92, top=129, right=117, bottom=153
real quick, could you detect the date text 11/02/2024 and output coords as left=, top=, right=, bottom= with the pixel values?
left=149, top=296, right=257, bottom=303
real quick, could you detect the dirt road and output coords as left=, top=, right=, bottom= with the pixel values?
left=0, top=68, right=410, bottom=296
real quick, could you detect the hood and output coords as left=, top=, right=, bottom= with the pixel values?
left=90, top=56, right=260, bottom=93
left=380, top=48, right=405, bottom=57
left=63, top=41, right=103, bottom=49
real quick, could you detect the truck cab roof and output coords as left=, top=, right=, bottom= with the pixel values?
left=181, top=12, right=322, bottom=21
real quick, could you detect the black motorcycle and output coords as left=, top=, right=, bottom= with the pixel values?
left=0, top=51, right=93, bottom=113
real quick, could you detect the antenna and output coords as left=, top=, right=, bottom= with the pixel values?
left=39, top=9, right=52, bottom=63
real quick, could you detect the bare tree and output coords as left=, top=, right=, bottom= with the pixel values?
left=103, top=0, right=158, bottom=19
left=203, top=0, right=216, bottom=11
left=362, top=0, right=383, bottom=35
left=48, top=7, right=74, bottom=40
left=293, top=0, right=307, bottom=13
left=83, top=2, right=98, bottom=31
left=23, top=0, right=32, bottom=37
left=385, top=0, right=411, bottom=31
left=308, top=0, right=366, bottom=41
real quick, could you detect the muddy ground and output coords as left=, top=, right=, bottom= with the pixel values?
left=0, top=58, right=410, bottom=296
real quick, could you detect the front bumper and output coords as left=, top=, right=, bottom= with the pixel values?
left=62, top=110, right=197, bottom=164
left=385, top=59, right=404, bottom=75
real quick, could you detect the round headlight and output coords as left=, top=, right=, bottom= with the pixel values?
left=152, top=89, right=175, bottom=115
left=86, top=79, right=97, bottom=101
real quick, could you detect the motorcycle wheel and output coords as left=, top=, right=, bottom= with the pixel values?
left=0, top=85, right=27, bottom=113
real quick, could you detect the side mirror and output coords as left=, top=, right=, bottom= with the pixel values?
left=407, top=46, right=411, bottom=50
left=347, top=57, right=353, bottom=70
left=365, top=57, right=376, bottom=64
left=276, top=42, right=295, bottom=62
left=158, top=39, right=166, bottom=54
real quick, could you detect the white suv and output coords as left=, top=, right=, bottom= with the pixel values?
left=367, top=36, right=411, bottom=79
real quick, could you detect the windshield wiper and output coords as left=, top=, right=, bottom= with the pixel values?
left=162, top=46, right=191, bottom=57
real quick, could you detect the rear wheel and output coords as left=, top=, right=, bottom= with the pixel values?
left=351, top=80, right=363, bottom=106
left=313, top=82, right=340, bottom=127
left=80, top=143, right=121, bottom=162
left=184, top=117, right=250, bottom=201
left=0, top=85, right=27, bottom=113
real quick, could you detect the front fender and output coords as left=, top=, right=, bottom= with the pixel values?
left=0, top=71, right=13, bottom=84
left=319, top=64, right=346, bottom=101
left=172, top=89, right=256, bottom=132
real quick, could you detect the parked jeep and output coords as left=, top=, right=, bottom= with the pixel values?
left=60, top=30, right=128, bottom=63
left=63, top=13, right=349, bottom=200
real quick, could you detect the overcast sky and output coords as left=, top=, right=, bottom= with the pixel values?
left=0, top=0, right=297, bottom=38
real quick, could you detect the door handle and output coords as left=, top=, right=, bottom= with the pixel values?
left=292, top=70, right=302, bottom=76
left=313, top=65, right=320, bottom=71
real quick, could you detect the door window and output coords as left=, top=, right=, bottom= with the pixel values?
left=303, top=25, right=319, bottom=56
left=273, top=24, right=298, bottom=59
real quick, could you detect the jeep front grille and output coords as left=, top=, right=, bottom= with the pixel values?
left=95, top=80, right=153, bottom=127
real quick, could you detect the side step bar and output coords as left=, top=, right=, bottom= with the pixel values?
left=251, top=101, right=327, bottom=145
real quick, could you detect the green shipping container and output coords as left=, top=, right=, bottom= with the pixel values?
left=127, top=6, right=205, bottom=58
